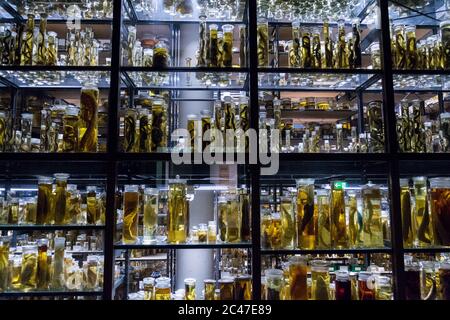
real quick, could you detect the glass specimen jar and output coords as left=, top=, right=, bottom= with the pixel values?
left=280, top=195, right=295, bottom=249
left=317, top=189, right=331, bottom=249
left=235, top=275, right=252, bottom=300
left=335, top=270, right=351, bottom=300
left=394, top=24, right=406, bottom=69
left=204, top=279, right=216, bottom=300
left=269, top=212, right=282, bottom=249
left=405, top=25, right=417, bottom=69
left=265, top=269, right=283, bottom=300
left=150, top=99, right=168, bottom=152
left=218, top=278, right=234, bottom=300
left=184, top=278, right=196, bottom=300
left=37, top=176, right=52, bottom=225
left=257, top=18, right=269, bottom=67
left=52, top=237, right=65, bottom=290
left=440, top=20, right=450, bottom=69
left=37, top=238, right=49, bottom=290
left=217, top=196, right=227, bottom=242
left=331, top=181, right=348, bottom=249
left=85, top=255, right=99, bottom=290
left=155, top=277, right=171, bottom=300
left=225, top=192, right=241, bottom=243
left=239, top=24, right=247, bottom=67
left=200, top=109, right=212, bottom=151
left=62, top=106, right=79, bottom=152
left=438, top=261, right=450, bottom=300
left=288, top=256, right=307, bottom=300
left=370, top=42, right=381, bottom=69
left=20, top=113, right=33, bottom=152
left=143, top=188, right=159, bottom=244
left=440, top=113, right=450, bottom=152
left=8, top=197, right=19, bottom=224
left=301, top=27, right=312, bottom=68
left=54, top=173, right=69, bottom=225
left=47, top=31, right=58, bottom=66
left=79, top=82, right=99, bottom=152
left=413, top=176, right=433, bottom=247
left=361, top=182, right=384, bottom=247
left=239, top=188, right=251, bottom=242
left=0, top=111, right=6, bottom=152
left=138, top=108, right=151, bottom=152
left=86, top=186, right=97, bottom=224
left=207, top=221, right=216, bottom=243
left=296, top=179, right=315, bottom=249
left=311, top=260, right=330, bottom=300
left=66, top=185, right=81, bottom=224
left=143, top=277, right=155, bottom=300
left=209, top=24, right=219, bottom=67
left=20, top=14, right=34, bottom=65
left=347, top=190, right=361, bottom=248
left=400, top=178, right=414, bottom=248
left=368, top=101, right=384, bottom=153
left=291, top=21, right=301, bottom=67
left=429, top=177, right=450, bottom=246
left=358, top=271, right=375, bottom=300
left=420, top=261, right=437, bottom=300
left=122, top=185, right=140, bottom=244
left=168, top=176, right=188, bottom=244
left=186, top=114, right=199, bottom=152
left=376, top=276, right=393, bottom=300
left=127, top=26, right=137, bottom=66
left=20, top=245, right=38, bottom=291
left=405, top=262, right=421, bottom=300
left=221, top=24, right=234, bottom=67
left=0, top=237, right=9, bottom=292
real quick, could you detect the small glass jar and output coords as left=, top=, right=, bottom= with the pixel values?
left=311, top=260, right=330, bottom=300
left=184, top=278, right=196, bottom=300
left=207, top=221, right=217, bottom=243
left=197, top=223, right=208, bottom=243
left=370, top=42, right=381, bottom=69
left=358, top=271, right=375, bottom=300
left=218, top=278, right=234, bottom=300
left=20, top=245, right=38, bottom=291
left=265, top=269, right=283, bottom=300
left=438, top=261, right=450, bottom=300
left=155, top=277, right=171, bottom=300
left=204, top=279, right=216, bottom=300
left=153, top=40, right=170, bottom=68
left=376, top=276, right=393, bottom=300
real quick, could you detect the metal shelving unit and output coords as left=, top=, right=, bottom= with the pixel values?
left=0, top=0, right=449, bottom=301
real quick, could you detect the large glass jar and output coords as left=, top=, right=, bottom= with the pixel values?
left=257, top=18, right=269, bottom=67
left=218, top=278, right=234, bottom=300
left=317, top=189, right=331, bottom=249
left=420, top=260, right=437, bottom=300
left=52, top=237, right=65, bottom=290
left=0, top=236, right=9, bottom=292
left=335, top=270, right=351, bottom=300
left=20, top=245, right=38, bottom=291
left=394, top=24, right=406, bottom=69
left=122, top=185, right=140, bottom=244
left=440, top=20, right=450, bottom=69
left=143, top=188, right=158, bottom=244
left=440, top=113, right=450, bottom=152
left=155, top=277, right=171, bottom=300
left=358, top=271, right=375, bottom=300
left=86, top=185, right=97, bottom=224
left=413, top=176, right=433, bottom=247
left=429, top=177, right=450, bottom=246
left=280, top=195, right=295, bottom=249
left=401, top=178, right=414, bottom=247
left=85, top=255, right=99, bottom=290
left=311, top=260, right=330, bottom=300
left=330, top=181, right=348, bottom=249
left=405, top=263, right=421, bottom=300
left=221, top=24, right=234, bottom=67
left=361, top=182, right=384, bottom=247
left=79, top=82, right=99, bottom=152
left=54, top=173, right=69, bottom=225
left=150, top=99, right=168, bottom=152
left=62, top=106, right=79, bottom=152
left=204, top=279, right=216, bottom=300
left=225, top=192, right=241, bottom=243
left=288, top=256, right=307, bottom=300
left=438, top=261, right=450, bottom=300
left=295, top=179, right=315, bottom=249
left=36, top=238, right=49, bottom=290
left=153, top=39, right=170, bottom=68
left=37, top=176, right=52, bottom=225
left=367, top=101, right=384, bottom=153
left=168, top=176, right=188, bottom=244
left=265, top=269, right=283, bottom=300
left=234, top=275, right=252, bottom=300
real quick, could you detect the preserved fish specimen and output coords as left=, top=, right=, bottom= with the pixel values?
left=0, top=237, right=9, bottom=292
left=47, top=32, right=58, bottom=66
left=54, top=173, right=69, bottom=224
left=301, top=28, right=312, bottom=68
left=438, top=262, right=450, bottom=300
left=420, top=261, right=437, bottom=300
left=289, top=256, right=307, bottom=300
left=317, top=189, right=331, bottom=249
left=296, top=179, right=315, bottom=249
left=235, top=275, right=252, bottom=300
left=226, top=193, right=241, bottom=243
left=401, top=179, right=414, bottom=247
left=52, top=237, right=65, bottom=290
left=168, top=177, right=188, bottom=244
left=151, top=99, right=168, bottom=152
left=184, top=278, right=196, bottom=300
left=37, top=176, right=52, bottom=224
left=257, top=19, right=269, bottom=67
left=63, top=107, right=79, bottom=152
left=368, top=101, right=384, bottom=153
left=280, top=196, right=295, bottom=249
left=331, top=181, right=348, bottom=248
left=143, top=277, right=155, bottom=300
left=218, top=196, right=227, bottom=242
left=219, top=278, right=234, bottom=300
left=209, top=24, right=219, bottom=67
left=222, top=25, right=234, bottom=67
left=201, top=109, right=212, bottom=151
left=361, top=182, right=384, bottom=247
left=138, top=108, right=151, bottom=152
left=123, top=185, right=139, bottom=244
left=413, top=177, right=433, bottom=246
left=335, top=271, right=351, bottom=300
left=79, top=83, right=99, bottom=152
left=204, top=279, right=216, bottom=300
left=239, top=25, right=247, bottom=67
left=124, top=108, right=137, bottom=152
left=351, top=19, right=362, bottom=68
left=143, top=188, right=158, bottom=244
left=406, top=26, right=417, bottom=69
left=86, top=186, right=97, bottom=224
left=323, top=19, right=333, bottom=68
left=291, top=21, right=301, bottom=67
left=66, top=185, right=81, bottom=224
left=20, top=245, right=37, bottom=291
left=239, top=189, right=251, bottom=242
left=441, top=21, right=450, bottom=69
left=336, top=20, right=347, bottom=68
left=155, top=277, right=171, bottom=300
left=429, top=177, right=450, bottom=246
left=85, top=256, right=99, bottom=290
left=358, top=271, right=375, bottom=300
left=312, top=30, right=321, bottom=68
left=37, top=239, right=49, bottom=290
left=20, top=14, right=34, bottom=65
left=311, top=260, right=330, bottom=300
left=197, top=14, right=207, bottom=67
left=376, top=276, right=393, bottom=300
left=405, top=264, right=421, bottom=300
left=34, top=13, right=47, bottom=65
left=265, top=269, right=283, bottom=300
left=394, top=25, right=406, bottom=69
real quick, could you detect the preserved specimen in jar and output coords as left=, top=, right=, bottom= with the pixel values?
left=438, top=262, right=450, bottom=300
left=235, top=275, right=252, bottom=300
left=52, top=237, right=65, bottom=290
left=311, top=260, right=330, bottom=300
left=122, top=185, right=140, bottom=244
left=143, top=277, right=155, bottom=300
left=54, top=173, right=69, bottom=224
left=257, top=19, right=269, bottom=67
left=406, top=26, right=417, bottom=69
left=361, top=182, right=384, bottom=247
left=358, top=272, right=375, bottom=300
left=151, top=99, right=168, bottom=152
left=429, top=177, right=450, bottom=246
left=219, top=278, right=234, bottom=300
left=143, top=188, right=158, bottom=244
left=296, top=179, right=315, bottom=249
left=280, top=196, right=295, bottom=249
left=209, top=24, right=219, bottom=67
left=317, top=189, right=331, bottom=249
left=291, top=21, right=301, bottom=67
left=63, top=107, right=79, bottom=152
left=222, top=25, right=234, bottom=67
left=265, top=269, right=283, bottom=300
left=168, top=177, right=188, bottom=243
left=405, top=264, right=421, bottom=300
left=86, top=186, right=97, bottom=224
left=331, top=182, right=348, bottom=248
left=184, top=278, right=196, bottom=300
left=368, top=101, right=384, bottom=153
left=335, top=271, right=351, bottom=300
left=394, top=25, right=406, bottom=69
left=413, top=177, right=433, bottom=246
left=0, top=237, right=9, bottom=292
left=37, top=239, right=49, bottom=290
left=301, top=28, right=312, bottom=68
left=20, top=245, right=37, bottom=291
left=204, top=279, right=215, bottom=300
left=289, top=256, right=307, bottom=300
left=37, top=176, right=52, bottom=224
left=155, top=277, right=171, bottom=300
left=20, top=14, right=34, bottom=65
left=79, top=83, right=99, bottom=152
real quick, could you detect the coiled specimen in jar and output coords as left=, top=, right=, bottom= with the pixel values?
left=257, top=19, right=269, bottom=67
left=122, top=185, right=140, bottom=244
left=79, top=84, right=99, bottom=152
left=394, top=25, right=406, bottom=69
left=331, top=182, right=348, bottom=249
left=413, top=177, right=433, bottom=246
left=296, top=179, right=315, bottom=249
left=124, top=108, right=137, bottom=152
left=429, top=178, right=450, bottom=246
left=0, top=112, right=7, bottom=152
left=151, top=100, right=168, bottom=152
left=368, top=101, right=385, bottom=153
left=20, top=14, right=34, bottom=65
left=54, top=173, right=69, bottom=225
left=168, top=177, right=187, bottom=244
left=20, top=245, right=38, bottom=291
left=63, top=107, right=79, bottom=152
left=401, top=179, right=414, bottom=247
left=0, top=238, right=9, bottom=292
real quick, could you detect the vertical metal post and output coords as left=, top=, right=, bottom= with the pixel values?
left=103, top=0, right=122, bottom=300
left=379, top=0, right=405, bottom=300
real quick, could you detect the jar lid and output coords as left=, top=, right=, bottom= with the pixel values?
left=144, top=188, right=159, bottom=195
left=265, top=269, right=283, bottom=278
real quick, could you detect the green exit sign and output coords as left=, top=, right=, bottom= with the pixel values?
left=334, top=181, right=347, bottom=189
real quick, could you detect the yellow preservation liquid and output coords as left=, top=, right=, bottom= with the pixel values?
left=361, top=182, right=384, bottom=247
left=168, top=177, right=188, bottom=244
left=296, top=179, right=315, bottom=249
left=79, top=84, right=99, bottom=152
left=331, top=182, right=348, bottom=248
left=413, top=177, right=433, bottom=247
left=122, top=185, right=140, bottom=244
left=54, top=173, right=69, bottom=225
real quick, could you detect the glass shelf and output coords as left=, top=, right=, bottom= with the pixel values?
left=0, top=224, right=105, bottom=230
left=123, top=70, right=247, bottom=90
left=114, top=241, right=252, bottom=249
left=389, top=0, right=448, bottom=26
left=393, top=74, right=450, bottom=92
left=260, top=248, right=393, bottom=255
left=0, top=70, right=111, bottom=89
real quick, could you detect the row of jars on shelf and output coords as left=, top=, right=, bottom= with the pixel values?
left=118, top=181, right=250, bottom=245
left=0, top=16, right=108, bottom=67
left=0, top=235, right=103, bottom=293
left=0, top=174, right=106, bottom=226
left=262, top=180, right=389, bottom=251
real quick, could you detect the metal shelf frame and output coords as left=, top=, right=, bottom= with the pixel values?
left=0, top=0, right=449, bottom=301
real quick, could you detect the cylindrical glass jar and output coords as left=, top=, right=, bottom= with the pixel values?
left=420, top=261, right=437, bottom=300
left=440, top=20, right=450, bottom=69
left=265, top=269, right=283, bottom=300
left=143, top=188, right=158, bottom=244
left=37, top=238, right=49, bottom=290
left=153, top=40, right=170, bottom=68
left=361, top=182, right=383, bottom=247
left=143, top=277, right=155, bottom=300
left=198, top=223, right=208, bottom=243
left=438, top=261, right=450, bottom=300
left=122, top=185, right=140, bottom=244
left=429, top=177, right=450, bottom=246
left=184, top=278, right=196, bottom=300
left=280, top=196, right=295, bottom=249
left=317, top=189, right=331, bottom=249
left=394, top=24, right=406, bottom=69
left=405, top=263, right=421, bottom=300
left=370, top=42, right=381, bottom=69
left=296, top=179, right=315, bottom=249
left=288, top=255, right=307, bottom=300
left=234, top=275, right=252, bottom=300
left=168, top=176, right=188, bottom=244
left=204, top=279, right=216, bottom=300
left=155, top=277, right=171, bottom=300
left=331, top=181, right=348, bottom=249
left=405, top=25, right=417, bottom=69
left=311, top=260, right=330, bottom=300
left=186, top=114, right=199, bottom=153
left=54, top=173, right=69, bottom=225
left=413, top=176, right=433, bottom=247
left=358, top=271, right=375, bottom=300
left=257, top=19, right=269, bottom=67
left=86, top=185, right=97, bottom=224
left=150, top=99, right=168, bottom=152
left=368, top=101, right=384, bottom=153
left=225, top=193, right=241, bottom=243
left=79, top=82, right=99, bottom=152
left=37, top=176, right=52, bottom=225
left=221, top=24, right=234, bottom=67
left=218, top=278, right=234, bottom=300
left=52, top=237, right=65, bottom=290
left=62, top=106, right=79, bottom=152
left=335, top=270, right=351, bottom=300
left=200, top=109, right=212, bottom=151
left=0, top=237, right=10, bottom=292
left=20, top=245, right=38, bottom=291
left=209, top=24, right=219, bottom=67
left=401, top=178, right=414, bottom=247
left=376, top=276, right=393, bottom=300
